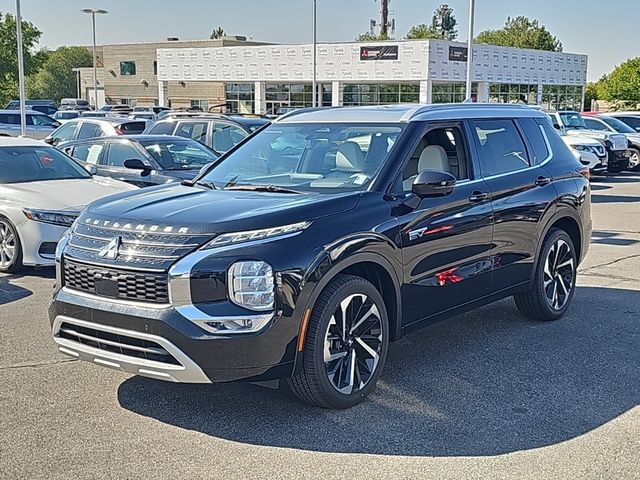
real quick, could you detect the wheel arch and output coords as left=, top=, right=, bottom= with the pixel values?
left=532, top=210, right=583, bottom=283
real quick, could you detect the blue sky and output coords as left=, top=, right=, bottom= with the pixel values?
left=3, top=0, right=638, bottom=81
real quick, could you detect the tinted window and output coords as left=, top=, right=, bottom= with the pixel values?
left=147, top=122, right=176, bottom=135
left=599, top=116, right=635, bottom=133
left=212, top=123, right=248, bottom=153
left=518, top=118, right=549, bottom=165
left=0, top=113, right=21, bottom=125
left=616, top=116, right=640, bottom=132
left=541, top=124, right=576, bottom=159
left=582, top=118, right=609, bottom=131
left=51, top=122, right=78, bottom=143
left=30, top=114, right=58, bottom=127
left=105, top=142, right=143, bottom=167
left=120, top=61, right=136, bottom=76
left=141, top=140, right=218, bottom=170
left=0, top=146, right=91, bottom=183
left=470, top=119, right=530, bottom=177
left=176, top=121, right=208, bottom=143
left=118, top=122, right=146, bottom=134
left=77, top=123, right=101, bottom=140
left=72, top=144, right=104, bottom=164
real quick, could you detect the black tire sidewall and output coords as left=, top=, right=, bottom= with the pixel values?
left=0, top=216, right=22, bottom=273
left=535, top=230, right=577, bottom=319
left=307, top=276, right=389, bottom=409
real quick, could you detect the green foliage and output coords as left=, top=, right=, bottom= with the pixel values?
left=26, top=47, right=92, bottom=104
left=597, top=57, right=640, bottom=103
left=407, top=3, right=458, bottom=40
left=475, top=16, right=562, bottom=52
left=355, top=31, right=390, bottom=42
left=210, top=27, right=225, bottom=40
left=0, top=12, right=42, bottom=105
left=583, top=82, right=599, bottom=111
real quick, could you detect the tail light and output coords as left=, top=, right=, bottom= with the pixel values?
left=576, top=166, right=590, bottom=179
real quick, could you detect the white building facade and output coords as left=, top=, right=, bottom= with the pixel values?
left=156, top=40, right=588, bottom=115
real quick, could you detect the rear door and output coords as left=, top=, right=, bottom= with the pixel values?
left=99, top=140, right=157, bottom=187
left=468, top=118, right=558, bottom=292
left=76, top=122, right=102, bottom=141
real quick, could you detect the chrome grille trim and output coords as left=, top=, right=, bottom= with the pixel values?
left=60, top=328, right=170, bottom=356
left=72, top=231, right=200, bottom=248
left=66, top=241, right=180, bottom=260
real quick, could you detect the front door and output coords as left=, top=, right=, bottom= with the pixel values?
left=99, top=140, right=156, bottom=187
left=395, top=122, right=494, bottom=327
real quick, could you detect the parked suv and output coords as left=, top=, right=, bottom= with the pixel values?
left=144, top=113, right=269, bottom=154
left=50, top=104, right=591, bottom=409
left=0, top=109, right=61, bottom=140
left=60, top=98, right=91, bottom=112
left=547, top=110, right=629, bottom=172
left=44, top=117, right=147, bottom=145
left=5, top=99, right=57, bottom=116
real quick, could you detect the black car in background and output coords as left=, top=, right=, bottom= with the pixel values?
left=50, top=104, right=591, bottom=409
left=59, top=135, right=219, bottom=187
left=144, top=113, right=269, bottom=154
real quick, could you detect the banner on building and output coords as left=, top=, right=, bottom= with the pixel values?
left=448, top=46, right=468, bottom=62
left=360, top=45, right=399, bottom=61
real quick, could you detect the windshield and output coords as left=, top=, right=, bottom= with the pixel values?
left=559, top=112, right=587, bottom=129
left=141, top=139, right=219, bottom=170
left=0, top=146, right=91, bottom=183
left=201, top=123, right=405, bottom=192
left=600, top=116, right=635, bottom=133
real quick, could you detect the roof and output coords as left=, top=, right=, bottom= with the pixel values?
left=275, top=103, right=547, bottom=124
left=0, top=136, right=48, bottom=147
left=63, top=117, right=147, bottom=126
left=58, top=135, right=201, bottom=146
left=0, top=109, right=46, bottom=115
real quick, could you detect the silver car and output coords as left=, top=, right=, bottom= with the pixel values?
left=0, top=109, right=61, bottom=140
left=44, top=117, right=148, bottom=146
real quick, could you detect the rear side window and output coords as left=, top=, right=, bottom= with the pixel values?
left=72, top=144, right=104, bottom=164
left=77, top=123, right=101, bottom=140
left=541, top=124, right=576, bottom=159
left=518, top=118, right=549, bottom=165
left=176, top=121, right=208, bottom=143
left=119, top=122, right=146, bottom=134
left=147, top=121, right=176, bottom=135
left=470, top=119, right=530, bottom=177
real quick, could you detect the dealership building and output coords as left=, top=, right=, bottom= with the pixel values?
left=80, top=38, right=587, bottom=113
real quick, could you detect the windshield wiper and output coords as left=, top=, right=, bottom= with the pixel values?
left=224, top=184, right=301, bottom=194
left=181, top=179, right=217, bottom=190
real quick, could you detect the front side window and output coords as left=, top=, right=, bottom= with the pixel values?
left=201, top=123, right=405, bottom=192
left=77, top=123, right=101, bottom=140
left=615, top=116, right=640, bottom=132
left=148, top=121, right=176, bottom=135
left=141, top=140, right=218, bottom=170
left=176, top=121, right=209, bottom=143
left=212, top=123, right=248, bottom=153
left=470, top=119, right=530, bottom=177
left=52, top=122, right=78, bottom=143
left=582, top=118, right=610, bottom=132
left=120, top=61, right=136, bottom=76
left=72, top=144, right=104, bottom=164
left=0, top=146, right=91, bottom=183
left=598, top=116, right=635, bottom=133
left=105, top=142, right=143, bottom=167
left=28, top=114, right=58, bottom=127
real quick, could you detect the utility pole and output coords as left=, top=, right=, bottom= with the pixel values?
left=380, top=0, right=389, bottom=38
left=15, top=0, right=27, bottom=137
left=312, top=0, right=317, bottom=108
left=465, top=0, right=476, bottom=100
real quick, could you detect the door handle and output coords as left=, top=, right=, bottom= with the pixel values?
left=535, top=176, right=551, bottom=186
left=468, top=191, right=489, bottom=202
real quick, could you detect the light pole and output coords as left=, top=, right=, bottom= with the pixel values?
left=465, top=0, right=476, bottom=101
left=312, top=0, right=317, bottom=108
left=15, top=0, right=27, bottom=137
left=82, top=8, right=108, bottom=109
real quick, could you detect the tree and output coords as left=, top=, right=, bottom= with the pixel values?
left=355, top=31, right=389, bottom=42
left=475, top=16, right=562, bottom=52
left=407, top=4, right=458, bottom=40
left=583, top=82, right=599, bottom=111
left=0, top=12, right=43, bottom=105
left=210, top=27, right=225, bottom=39
left=26, top=47, right=92, bottom=103
left=597, top=58, right=640, bottom=104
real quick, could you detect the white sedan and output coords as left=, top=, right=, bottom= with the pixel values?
left=0, top=137, right=136, bottom=272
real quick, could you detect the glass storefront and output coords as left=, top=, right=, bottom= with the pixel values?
left=431, top=83, right=475, bottom=104
left=225, top=83, right=255, bottom=114
left=342, top=83, right=420, bottom=106
left=541, top=85, right=584, bottom=111
left=264, top=83, right=332, bottom=114
left=488, top=84, right=538, bottom=104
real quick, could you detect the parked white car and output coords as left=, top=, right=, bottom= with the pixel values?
left=559, top=132, right=608, bottom=174
left=0, top=137, right=136, bottom=272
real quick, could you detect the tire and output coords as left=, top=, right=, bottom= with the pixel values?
left=0, top=216, right=22, bottom=273
left=514, top=229, right=577, bottom=321
left=288, top=274, right=389, bottom=409
left=627, top=147, right=640, bottom=171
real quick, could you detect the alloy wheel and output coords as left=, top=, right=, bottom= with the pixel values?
left=0, top=221, right=16, bottom=268
left=543, top=239, right=575, bottom=310
left=629, top=151, right=640, bottom=169
left=323, top=293, right=383, bottom=395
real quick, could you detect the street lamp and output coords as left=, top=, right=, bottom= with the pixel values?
left=81, top=8, right=108, bottom=109
left=15, top=0, right=27, bottom=137
left=465, top=0, right=475, bottom=101
left=312, top=0, right=317, bottom=108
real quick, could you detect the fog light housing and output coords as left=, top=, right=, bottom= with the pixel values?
left=228, top=261, right=274, bottom=311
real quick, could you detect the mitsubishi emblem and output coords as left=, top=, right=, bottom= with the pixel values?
left=98, top=237, right=122, bottom=260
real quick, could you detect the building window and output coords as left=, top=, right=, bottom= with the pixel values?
left=541, top=85, right=583, bottom=111
left=225, top=83, right=255, bottom=114
left=431, top=83, right=477, bottom=104
left=120, top=61, right=136, bottom=76
left=343, top=83, right=419, bottom=106
left=190, top=99, right=209, bottom=112
left=120, top=98, right=137, bottom=107
left=488, top=84, right=537, bottom=105
left=264, top=83, right=332, bottom=114
left=153, top=61, right=158, bottom=76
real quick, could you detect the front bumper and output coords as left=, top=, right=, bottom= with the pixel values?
left=17, top=220, right=68, bottom=267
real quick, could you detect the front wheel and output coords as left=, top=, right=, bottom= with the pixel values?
left=514, top=229, right=577, bottom=321
left=288, top=274, right=389, bottom=409
left=627, top=147, right=640, bottom=171
left=0, top=217, right=22, bottom=273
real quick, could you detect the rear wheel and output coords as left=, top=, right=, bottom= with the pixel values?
left=514, top=229, right=577, bottom=321
left=0, top=217, right=22, bottom=273
left=288, top=274, right=389, bottom=409
left=627, top=147, right=640, bottom=171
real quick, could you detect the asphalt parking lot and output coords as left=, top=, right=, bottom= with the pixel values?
left=1, top=173, right=639, bottom=480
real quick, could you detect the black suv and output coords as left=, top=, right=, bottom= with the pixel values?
left=50, top=104, right=591, bottom=409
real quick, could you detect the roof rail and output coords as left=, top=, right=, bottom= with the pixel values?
left=274, top=106, right=343, bottom=123
left=404, top=102, right=532, bottom=121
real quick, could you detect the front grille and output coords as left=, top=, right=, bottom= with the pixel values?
left=63, top=259, right=169, bottom=304
left=58, top=322, right=180, bottom=365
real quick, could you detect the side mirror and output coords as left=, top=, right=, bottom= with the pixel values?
left=51, top=121, right=61, bottom=128
left=124, top=158, right=150, bottom=171
left=44, top=137, right=55, bottom=145
left=84, top=164, right=98, bottom=175
left=553, top=122, right=561, bottom=130
left=412, top=170, right=457, bottom=198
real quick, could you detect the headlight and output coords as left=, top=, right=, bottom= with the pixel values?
left=572, top=145, right=589, bottom=151
left=228, top=261, right=274, bottom=312
left=205, top=221, right=311, bottom=248
left=23, top=209, right=79, bottom=227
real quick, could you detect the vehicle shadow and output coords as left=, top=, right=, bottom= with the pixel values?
left=117, top=286, right=640, bottom=457
left=591, top=172, right=640, bottom=184
left=591, top=194, right=640, bottom=203
left=0, top=268, right=54, bottom=305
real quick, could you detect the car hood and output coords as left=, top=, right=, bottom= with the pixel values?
left=561, top=135, right=602, bottom=147
left=6, top=176, right=136, bottom=211
left=85, top=184, right=362, bottom=234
